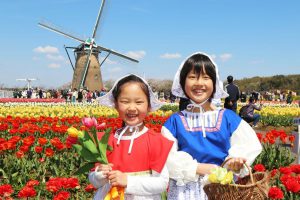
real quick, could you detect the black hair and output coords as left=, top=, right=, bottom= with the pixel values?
left=112, top=74, right=151, bottom=108
left=249, top=96, right=255, bottom=103
left=179, top=53, right=216, bottom=99
left=227, top=75, right=233, bottom=83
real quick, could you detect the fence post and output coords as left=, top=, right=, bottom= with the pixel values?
left=292, top=118, right=300, bottom=163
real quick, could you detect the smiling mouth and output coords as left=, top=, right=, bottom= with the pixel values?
left=192, top=89, right=205, bottom=95
left=126, top=114, right=138, bottom=119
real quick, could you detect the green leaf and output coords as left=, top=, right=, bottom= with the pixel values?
left=82, top=130, right=93, bottom=142
left=12, top=172, right=19, bottom=178
left=0, top=169, right=7, bottom=178
left=82, top=139, right=99, bottom=154
left=74, top=162, right=95, bottom=175
left=73, top=144, right=99, bottom=162
left=98, top=128, right=112, bottom=164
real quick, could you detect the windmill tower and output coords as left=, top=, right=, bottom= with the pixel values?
left=38, top=0, right=138, bottom=91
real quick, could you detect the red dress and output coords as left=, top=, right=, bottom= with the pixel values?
left=107, top=128, right=173, bottom=173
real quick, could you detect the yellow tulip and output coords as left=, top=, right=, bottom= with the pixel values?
left=208, top=173, right=218, bottom=183
left=67, top=127, right=79, bottom=137
left=220, top=171, right=233, bottom=185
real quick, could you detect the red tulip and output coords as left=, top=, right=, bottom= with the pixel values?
left=17, top=186, right=37, bottom=198
left=45, top=148, right=54, bottom=157
left=268, top=186, right=284, bottom=199
left=34, top=146, right=43, bottom=153
left=0, top=184, right=14, bottom=197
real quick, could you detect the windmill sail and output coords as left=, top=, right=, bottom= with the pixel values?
left=38, top=0, right=139, bottom=91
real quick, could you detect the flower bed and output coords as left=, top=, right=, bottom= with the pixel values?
left=0, top=115, right=167, bottom=199
left=0, top=98, right=65, bottom=103
left=0, top=105, right=299, bottom=198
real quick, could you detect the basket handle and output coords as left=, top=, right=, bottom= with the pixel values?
left=221, top=158, right=254, bottom=184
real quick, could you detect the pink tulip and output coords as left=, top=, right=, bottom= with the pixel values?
left=82, top=117, right=98, bottom=128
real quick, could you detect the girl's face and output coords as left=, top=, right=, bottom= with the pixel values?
left=184, top=69, right=214, bottom=104
left=115, top=82, right=149, bottom=126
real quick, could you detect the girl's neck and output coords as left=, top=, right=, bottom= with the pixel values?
left=122, top=123, right=145, bottom=136
left=186, top=101, right=215, bottom=113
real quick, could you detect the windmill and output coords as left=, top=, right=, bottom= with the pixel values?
left=38, top=0, right=138, bottom=91
left=16, top=78, right=38, bottom=90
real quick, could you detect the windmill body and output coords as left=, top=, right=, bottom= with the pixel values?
left=39, top=0, right=138, bottom=91
left=72, top=47, right=102, bottom=91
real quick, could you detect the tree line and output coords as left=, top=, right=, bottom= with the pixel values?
left=103, top=74, right=300, bottom=96
left=234, top=74, right=300, bottom=94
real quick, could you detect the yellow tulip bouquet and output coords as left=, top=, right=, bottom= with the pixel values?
left=207, top=167, right=234, bottom=185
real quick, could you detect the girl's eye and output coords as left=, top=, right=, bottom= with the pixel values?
left=136, top=101, right=144, bottom=104
left=188, top=75, right=196, bottom=79
left=120, top=101, right=128, bottom=104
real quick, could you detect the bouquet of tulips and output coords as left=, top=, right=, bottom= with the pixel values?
left=207, top=167, right=234, bottom=185
left=67, top=117, right=124, bottom=199
left=67, top=117, right=112, bottom=175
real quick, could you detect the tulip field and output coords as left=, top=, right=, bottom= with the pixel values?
left=0, top=102, right=300, bottom=199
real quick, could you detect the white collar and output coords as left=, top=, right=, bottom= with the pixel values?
left=114, top=123, right=148, bottom=154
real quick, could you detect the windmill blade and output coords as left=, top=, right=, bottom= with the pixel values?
left=38, top=22, right=85, bottom=43
left=92, top=0, right=106, bottom=39
left=64, top=45, right=75, bottom=71
left=97, top=45, right=139, bottom=63
left=79, top=49, right=93, bottom=88
left=16, top=79, right=27, bottom=81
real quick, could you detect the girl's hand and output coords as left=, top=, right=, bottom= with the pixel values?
left=226, top=157, right=246, bottom=172
left=107, top=170, right=127, bottom=187
left=96, top=163, right=113, bottom=177
left=197, top=163, right=219, bottom=175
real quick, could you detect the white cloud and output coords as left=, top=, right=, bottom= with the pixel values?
left=108, top=67, right=122, bottom=73
left=219, top=53, right=232, bottom=62
left=48, top=63, right=61, bottom=68
left=33, top=46, right=59, bottom=54
left=126, top=50, right=146, bottom=60
left=46, top=54, right=65, bottom=61
left=160, top=53, right=181, bottom=59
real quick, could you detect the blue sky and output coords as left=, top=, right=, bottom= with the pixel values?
left=0, top=0, right=299, bottom=88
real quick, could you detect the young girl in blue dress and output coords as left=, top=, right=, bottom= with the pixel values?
left=162, top=52, right=262, bottom=200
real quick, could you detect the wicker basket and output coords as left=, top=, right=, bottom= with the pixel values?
left=203, top=159, right=269, bottom=200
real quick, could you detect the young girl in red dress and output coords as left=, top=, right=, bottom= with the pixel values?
left=89, top=74, right=173, bottom=200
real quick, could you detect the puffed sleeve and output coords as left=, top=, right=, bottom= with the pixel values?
left=225, top=114, right=262, bottom=176
left=88, top=168, right=108, bottom=188
left=161, top=126, right=199, bottom=186
left=88, top=169, right=111, bottom=200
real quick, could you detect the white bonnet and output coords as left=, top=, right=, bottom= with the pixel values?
left=98, top=74, right=164, bottom=111
left=171, top=52, right=228, bottom=99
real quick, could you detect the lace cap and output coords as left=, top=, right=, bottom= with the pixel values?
left=98, top=74, right=164, bottom=112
